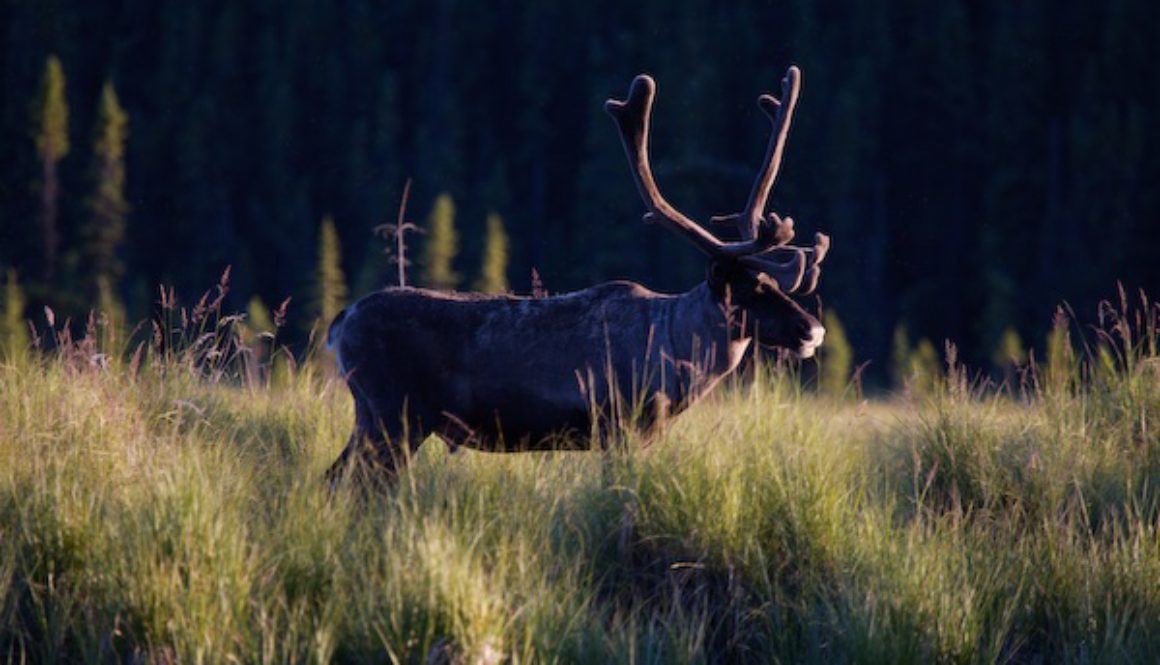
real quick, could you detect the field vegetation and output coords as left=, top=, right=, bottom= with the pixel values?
left=1, top=288, right=1157, bottom=663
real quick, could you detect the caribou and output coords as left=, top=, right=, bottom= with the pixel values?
left=325, top=66, right=829, bottom=484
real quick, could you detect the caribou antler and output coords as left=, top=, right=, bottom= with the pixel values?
left=710, top=66, right=801, bottom=245
left=605, top=76, right=782, bottom=259
left=740, top=232, right=830, bottom=295
left=606, top=67, right=828, bottom=295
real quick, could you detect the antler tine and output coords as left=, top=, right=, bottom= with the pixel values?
left=796, top=232, right=830, bottom=295
left=739, top=232, right=830, bottom=294
left=711, top=66, right=802, bottom=245
left=742, top=249, right=807, bottom=293
left=605, top=75, right=780, bottom=259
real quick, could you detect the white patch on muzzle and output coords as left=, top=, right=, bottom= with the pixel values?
left=796, top=325, right=826, bottom=359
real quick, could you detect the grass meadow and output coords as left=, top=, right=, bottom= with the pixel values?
left=1, top=290, right=1158, bottom=663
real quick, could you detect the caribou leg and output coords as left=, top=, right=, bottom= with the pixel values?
left=325, top=396, right=426, bottom=490
left=325, top=397, right=370, bottom=488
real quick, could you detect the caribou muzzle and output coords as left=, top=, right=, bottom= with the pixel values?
left=796, top=324, right=826, bottom=359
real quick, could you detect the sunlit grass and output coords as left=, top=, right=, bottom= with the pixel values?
left=1, top=293, right=1158, bottom=663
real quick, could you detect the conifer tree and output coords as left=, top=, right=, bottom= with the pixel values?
left=1044, top=307, right=1075, bottom=395
left=819, top=310, right=853, bottom=398
left=34, top=55, right=70, bottom=283
left=314, top=216, right=348, bottom=327
left=993, top=327, right=1026, bottom=368
left=421, top=193, right=460, bottom=290
left=993, top=326, right=1027, bottom=387
left=243, top=295, right=275, bottom=375
left=247, top=296, right=275, bottom=336
left=892, top=324, right=940, bottom=395
left=908, top=339, right=942, bottom=396
left=892, top=324, right=911, bottom=389
left=474, top=212, right=509, bottom=293
left=96, top=276, right=126, bottom=349
left=2, top=270, right=30, bottom=361
left=86, top=80, right=129, bottom=288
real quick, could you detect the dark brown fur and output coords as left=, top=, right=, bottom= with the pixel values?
left=324, top=270, right=822, bottom=484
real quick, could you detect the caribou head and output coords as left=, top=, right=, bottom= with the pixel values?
left=605, top=66, right=828, bottom=358
left=325, top=67, right=829, bottom=486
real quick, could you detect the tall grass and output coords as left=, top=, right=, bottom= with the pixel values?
left=1, top=288, right=1157, bottom=663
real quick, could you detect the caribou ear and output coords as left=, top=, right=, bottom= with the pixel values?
left=707, top=261, right=730, bottom=290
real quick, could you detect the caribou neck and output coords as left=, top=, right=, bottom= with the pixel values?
left=658, top=282, right=752, bottom=406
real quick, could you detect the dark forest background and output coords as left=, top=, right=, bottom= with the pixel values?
left=1, top=0, right=1157, bottom=382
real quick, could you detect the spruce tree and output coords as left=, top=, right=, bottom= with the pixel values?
left=96, top=276, right=126, bottom=350
left=819, top=310, right=853, bottom=398
left=86, top=80, right=129, bottom=288
left=247, top=296, right=275, bottom=335
left=908, top=339, right=942, bottom=396
left=993, top=326, right=1027, bottom=387
left=243, top=295, right=275, bottom=372
left=1044, top=307, right=1075, bottom=395
left=314, top=216, right=348, bottom=327
left=474, top=212, right=509, bottom=293
left=2, top=270, right=30, bottom=361
left=892, top=325, right=940, bottom=395
left=993, top=327, right=1026, bottom=369
left=34, top=55, right=70, bottom=283
left=421, top=193, right=460, bottom=290
left=892, top=324, right=911, bottom=390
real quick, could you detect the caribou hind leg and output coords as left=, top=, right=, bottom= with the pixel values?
left=325, top=394, right=426, bottom=490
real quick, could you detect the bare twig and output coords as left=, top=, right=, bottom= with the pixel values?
left=530, top=268, right=547, bottom=298
left=374, top=178, right=424, bottom=287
